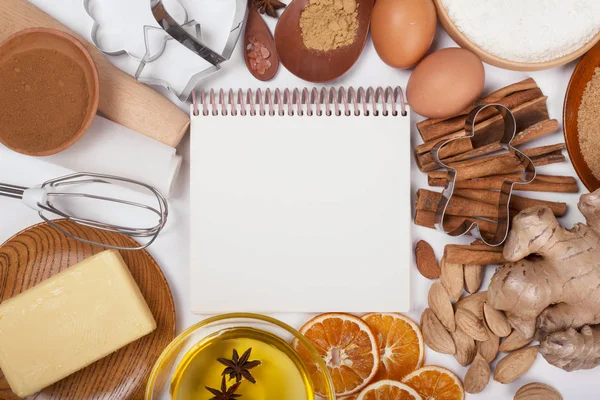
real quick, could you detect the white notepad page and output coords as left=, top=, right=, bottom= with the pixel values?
left=190, top=104, right=412, bottom=313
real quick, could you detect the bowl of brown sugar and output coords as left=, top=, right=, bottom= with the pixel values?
left=0, top=28, right=99, bottom=156
left=564, top=41, right=600, bottom=191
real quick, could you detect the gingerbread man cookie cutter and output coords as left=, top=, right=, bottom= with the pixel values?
left=431, top=104, right=537, bottom=246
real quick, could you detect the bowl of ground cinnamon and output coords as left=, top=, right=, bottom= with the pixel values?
left=0, top=28, right=99, bottom=156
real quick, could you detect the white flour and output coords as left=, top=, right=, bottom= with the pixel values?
left=441, top=0, right=600, bottom=63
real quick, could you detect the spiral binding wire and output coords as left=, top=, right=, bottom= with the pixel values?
left=191, top=87, right=407, bottom=117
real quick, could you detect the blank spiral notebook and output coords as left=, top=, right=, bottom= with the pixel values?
left=190, top=87, right=411, bottom=313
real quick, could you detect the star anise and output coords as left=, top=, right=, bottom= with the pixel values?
left=252, top=0, right=286, bottom=18
left=205, top=375, right=242, bottom=400
left=217, top=348, right=262, bottom=384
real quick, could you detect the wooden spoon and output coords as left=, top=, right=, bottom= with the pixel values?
left=563, top=40, right=600, bottom=191
left=244, top=7, right=279, bottom=81
left=274, top=0, right=374, bottom=83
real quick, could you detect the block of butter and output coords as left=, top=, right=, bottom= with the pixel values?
left=0, top=250, right=157, bottom=397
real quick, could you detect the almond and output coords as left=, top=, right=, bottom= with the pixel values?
left=455, top=291, right=487, bottom=320
left=421, top=308, right=456, bottom=355
left=451, top=327, right=476, bottom=366
left=477, top=319, right=500, bottom=363
left=464, top=264, right=483, bottom=294
left=500, top=330, right=534, bottom=353
left=464, top=353, right=490, bottom=394
left=456, top=308, right=489, bottom=341
left=428, top=281, right=456, bottom=332
left=514, top=382, right=562, bottom=400
left=484, top=303, right=512, bottom=338
left=440, top=257, right=464, bottom=301
left=415, top=240, right=441, bottom=279
left=494, top=345, right=539, bottom=384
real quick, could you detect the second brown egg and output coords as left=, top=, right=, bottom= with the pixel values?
left=371, top=0, right=437, bottom=69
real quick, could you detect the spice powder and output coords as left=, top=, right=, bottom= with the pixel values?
left=579, top=68, right=600, bottom=180
left=0, top=48, right=89, bottom=154
left=300, top=0, right=358, bottom=52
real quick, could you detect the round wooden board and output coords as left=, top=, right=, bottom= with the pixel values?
left=0, top=220, right=176, bottom=400
left=433, top=0, right=600, bottom=72
left=564, top=41, right=600, bottom=192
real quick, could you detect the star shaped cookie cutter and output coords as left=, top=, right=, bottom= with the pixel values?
left=83, top=0, right=247, bottom=101
left=431, top=104, right=537, bottom=246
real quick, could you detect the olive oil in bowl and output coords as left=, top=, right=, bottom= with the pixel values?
left=170, top=327, right=315, bottom=400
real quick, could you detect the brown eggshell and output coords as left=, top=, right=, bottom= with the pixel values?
left=371, top=0, right=437, bottom=69
left=407, top=48, right=485, bottom=118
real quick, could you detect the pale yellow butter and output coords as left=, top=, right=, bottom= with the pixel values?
left=0, top=250, right=157, bottom=397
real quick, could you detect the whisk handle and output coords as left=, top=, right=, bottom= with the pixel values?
left=22, top=187, right=47, bottom=212
left=0, top=183, right=27, bottom=200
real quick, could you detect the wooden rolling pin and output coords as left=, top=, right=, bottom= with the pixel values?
left=0, top=0, right=190, bottom=148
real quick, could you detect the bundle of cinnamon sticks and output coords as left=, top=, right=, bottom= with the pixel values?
left=414, top=78, right=576, bottom=236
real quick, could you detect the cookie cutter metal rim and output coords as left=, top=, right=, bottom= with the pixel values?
left=83, top=0, right=190, bottom=61
left=83, top=0, right=248, bottom=101
left=431, top=104, right=537, bottom=246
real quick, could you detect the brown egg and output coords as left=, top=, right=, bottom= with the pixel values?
left=407, top=48, right=485, bottom=118
left=371, top=0, right=437, bottom=69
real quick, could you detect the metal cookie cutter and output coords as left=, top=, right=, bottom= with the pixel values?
left=431, top=104, right=537, bottom=246
left=83, top=0, right=248, bottom=101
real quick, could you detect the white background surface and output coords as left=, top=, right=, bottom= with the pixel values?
left=0, top=0, right=595, bottom=398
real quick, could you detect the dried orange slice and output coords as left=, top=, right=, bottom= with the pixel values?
left=362, top=313, right=424, bottom=381
left=402, top=366, right=465, bottom=400
left=296, top=313, right=379, bottom=397
left=357, top=380, right=423, bottom=400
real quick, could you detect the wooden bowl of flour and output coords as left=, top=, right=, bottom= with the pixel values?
left=433, top=0, right=600, bottom=71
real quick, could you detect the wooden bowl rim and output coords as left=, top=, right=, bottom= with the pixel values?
left=0, top=28, right=100, bottom=157
left=0, top=219, right=177, bottom=399
left=563, top=42, right=600, bottom=192
left=433, top=0, right=600, bottom=72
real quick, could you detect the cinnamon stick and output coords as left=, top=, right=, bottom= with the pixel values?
left=416, top=119, right=560, bottom=172
left=442, top=143, right=505, bottom=165
left=417, top=79, right=540, bottom=141
left=414, top=210, right=497, bottom=235
left=521, top=175, right=578, bottom=192
left=444, top=244, right=506, bottom=265
left=529, top=153, right=565, bottom=167
left=428, top=173, right=578, bottom=193
left=522, top=143, right=566, bottom=158
left=441, top=144, right=566, bottom=181
left=481, top=78, right=539, bottom=103
left=511, top=119, right=560, bottom=146
left=453, top=189, right=568, bottom=216
left=414, top=96, right=549, bottom=157
left=452, top=155, right=525, bottom=181
left=415, top=189, right=498, bottom=218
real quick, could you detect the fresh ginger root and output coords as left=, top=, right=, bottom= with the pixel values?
left=541, top=325, right=600, bottom=371
left=488, top=189, right=600, bottom=371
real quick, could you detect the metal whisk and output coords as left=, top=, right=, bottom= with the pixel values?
left=0, top=173, right=168, bottom=250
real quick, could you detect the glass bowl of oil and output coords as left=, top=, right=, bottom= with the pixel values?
left=145, top=313, right=335, bottom=400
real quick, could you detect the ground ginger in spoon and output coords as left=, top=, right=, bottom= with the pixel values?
left=300, top=0, right=358, bottom=51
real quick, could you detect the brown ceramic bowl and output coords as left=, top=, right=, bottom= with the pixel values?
left=0, top=28, right=99, bottom=156
left=434, top=0, right=600, bottom=72
left=564, top=41, right=600, bottom=192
